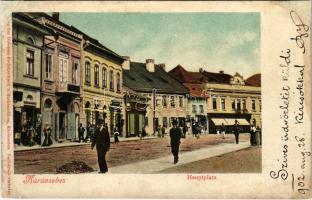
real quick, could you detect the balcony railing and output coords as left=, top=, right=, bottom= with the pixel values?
left=57, top=81, right=80, bottom=93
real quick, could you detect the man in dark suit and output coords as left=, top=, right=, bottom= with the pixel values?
left=91, top=123, right=110, bottom=173
left=78, top=123, right=85, bottom=143
left=233, top=120, right=240, bottom=144
left=170, top=119, right=182, bottom=164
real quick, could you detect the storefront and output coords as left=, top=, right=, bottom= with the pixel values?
left=124, top=92, right=147, bottom=137
left=207, top=113, right=251, bottom=133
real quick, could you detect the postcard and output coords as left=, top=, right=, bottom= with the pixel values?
left=0, top=1, right=311, bottom=198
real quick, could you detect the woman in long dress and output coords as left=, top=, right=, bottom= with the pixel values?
left=42, top=122, right=53, bottom=146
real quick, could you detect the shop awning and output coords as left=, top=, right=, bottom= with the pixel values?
left=224, top=118, right=236, bottom=125
left=211, top=118, right=227, bottom=126
left=236, top=118, right=250, bottom=125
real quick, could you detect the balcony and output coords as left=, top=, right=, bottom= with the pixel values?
left=57, top=81, right=80, bottom=94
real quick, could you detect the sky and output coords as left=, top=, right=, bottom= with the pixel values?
left=60, top=12, right=260, bottom=78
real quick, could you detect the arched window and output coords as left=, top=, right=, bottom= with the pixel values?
left=85, top=62, right=91, bottom=85
left=94, top=64, right=99, bottom=86
left=44, top=99, right=52, bottom=110
left=116, top=72, right=121, bottom=92
left=26, top=37, right=35, bottom=45
left=109, top=70, right=114, bottom=91
left=102, top=67, right=107, bottom=88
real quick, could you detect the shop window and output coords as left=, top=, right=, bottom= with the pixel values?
left=26, top=49, right=34, bottom=76
left=163, top=117, right=168, bottom=128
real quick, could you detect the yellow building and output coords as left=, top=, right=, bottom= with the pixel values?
left=81, top=36, right=124, bottom=135
left=203, top=72, right=261, bottom=133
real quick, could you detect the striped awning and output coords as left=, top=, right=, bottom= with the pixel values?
left=211, top=118, right=227, bottom=126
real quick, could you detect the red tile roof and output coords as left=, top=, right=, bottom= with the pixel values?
left=169, top=65, right=206, bottom=84
left=183, top=83, right=205, bottom=98
left=245, top=73, right=261, bottom=87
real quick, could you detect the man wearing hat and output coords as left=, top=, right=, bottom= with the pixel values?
left=169, top=119, right=182, bottom=164
left=233, top=120, right=240, bottom=144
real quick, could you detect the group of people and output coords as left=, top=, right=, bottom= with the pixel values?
left=19, top=119, right=40, bottom=146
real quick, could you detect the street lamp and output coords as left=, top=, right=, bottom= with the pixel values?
left=152, top=88, right=157, bottom=136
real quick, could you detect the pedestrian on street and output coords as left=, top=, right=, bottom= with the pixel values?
left=21, top=119, right=28, bottom=146
left=161, top=125, right=166, bottom=138
left=220, top=123, right=226, bottom=139
left=250, top=125, right=257, bottom=146
left=91, top=122, right=110, bottom=173
left=182, top=125, right=187, bottom=138
left=157, top=125, right=162, bottom=138
left=113, top=128, right=119, bottom=144
left=170, top=119, right=182, bottom=164
left=233, top=120, right=240, bottom=144
left=84, top=122, right=91, bottom=142
left=140, top=127, right=147, bottom=140
left=42, top=122, right=53, bottom=146
left=78, top=123, right=85, bottom=143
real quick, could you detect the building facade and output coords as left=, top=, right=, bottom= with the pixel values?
left=12, top=13, right=52, bottom=144
left=29, top=13, right=84, bottom=142
left=81, top=36, right=124, bottom=136
left=123, top=58, right=189, bottom=135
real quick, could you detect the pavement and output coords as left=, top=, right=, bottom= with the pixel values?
left=106, top=141, right=250, bottom=174
left=14, top=136, right=158, bottom=152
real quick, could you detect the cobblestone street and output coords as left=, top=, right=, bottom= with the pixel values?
left=14, top=134, right=250, bottom=174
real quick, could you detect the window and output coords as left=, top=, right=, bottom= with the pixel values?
left=94, top=65, right=99, bottom=86
left=102, top=67, right=107, bottom=88
left=221, top=98, right=226, bottom=111
left=170, top=96, right=175, bottom=108
left=192, top=105, right=197, bottom=113
left=45, top=53, right=52, bottom=79
left=72, top=59, right=79, bottom=84
left=116, top=73, right=121, bottom=92
left=59, top=57, right=68, bottom=82
left=242, top=99, right=246, bottom=110
left=163, top=117, right=168, bottom=128
left=212, top=97, right=217, bottom=110
left=179, top=96, right=183, bottom=107
left=252, top=99, right=256, bottom=111
left=109, top=70, right=114, bottom=90
left=85, top=62, right=91, bottom=84
left=199, top=105, right=204, bottom=113
left=231, top=99, right=236, bottom=110
left=26, top=50, right=34, bottom=76
left=237, top=99, right=241, bottom=111
left=162, top=95, right=167, bottom=107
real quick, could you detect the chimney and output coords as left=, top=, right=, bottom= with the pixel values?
left=219, top=70, right=224, bottom=74
left=146, top=59, right=155, bottom=72
left=159, top=63, right=166, bottom=71
left=122, top=56, right=130, bottom=70
left=199, top=68, right=203, bottom=73
left=52, top=12, right=60, bottom=21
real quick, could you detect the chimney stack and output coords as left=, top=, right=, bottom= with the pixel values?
left=159, top=63, right=166, bottom=71
left=122, top=56, right=130, bottom=70
left=219, top=70, right=224, bottom=74
left=52, top=12, right=60, bottom=21
left=146, top=59, right=155, bottom=72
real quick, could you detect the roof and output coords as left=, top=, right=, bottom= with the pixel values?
left=123, top=62, right=189, bottom=94
left=169, top=65, right=233, bottom=84
left=202, top=71, right=232, bottom=84
left=183, top=83, right=205, bottom=98
left=12, top=13, right=54, bottom=35
left=245, top=73, right=261, bottom=87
